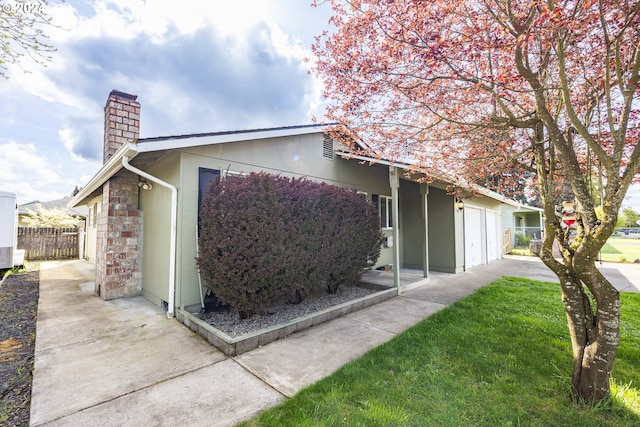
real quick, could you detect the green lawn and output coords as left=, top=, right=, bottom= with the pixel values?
left=511, top=237, right=640, bottom=263
left=600, top=237, right=640, bottom=263
left=241, top=278, right=640, bottom=427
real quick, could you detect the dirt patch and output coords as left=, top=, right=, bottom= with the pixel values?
left=0, top=338, right=24, bottom=363
left=0, top=267, right=39, bottom=426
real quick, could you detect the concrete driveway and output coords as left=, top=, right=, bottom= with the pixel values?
left=30, top=256, right=638, bottom=426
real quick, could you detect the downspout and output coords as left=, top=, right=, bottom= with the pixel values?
left=122, top=156, right=178, bottom=319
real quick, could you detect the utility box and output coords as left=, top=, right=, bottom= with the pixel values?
left=0, top=191, right=18, bottom=269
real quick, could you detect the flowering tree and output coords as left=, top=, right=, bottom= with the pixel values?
left=313, top=0, right=640, bottom=402
left=0, top=0, right=56, bottom=78
left=21, top=206, right=81, bottom=228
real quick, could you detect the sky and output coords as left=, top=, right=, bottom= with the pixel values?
left=0, top=0, right=334, bottom=205
left=1, top=0, right=639, bottom=212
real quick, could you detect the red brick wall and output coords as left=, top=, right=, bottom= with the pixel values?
left=103, top=91, right=140, bottom=163
left=95, top=172, right=143, bottom=299
left=96, top=90, right=144, bottom=300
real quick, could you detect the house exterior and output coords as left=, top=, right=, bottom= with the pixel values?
left=70, top=90, right=513, bottom=317
left=501, top=203, right=544, bottom=248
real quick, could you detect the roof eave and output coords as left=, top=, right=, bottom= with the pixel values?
left=68, top=142, right=139, bottom=208
left=137, top=124, right=330, bottom=153
left=337, top=150, right=523, bottom=205
left=69, top=125, right=331, bottom=208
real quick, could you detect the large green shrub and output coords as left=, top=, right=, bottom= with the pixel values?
left=197, top=172, right=382, bottom=319
left=515, top=232, right=531, bottom=247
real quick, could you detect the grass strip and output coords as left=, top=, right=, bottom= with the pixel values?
left=600, top=238, right=640, bottom=263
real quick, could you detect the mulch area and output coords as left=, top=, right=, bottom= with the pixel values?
left=0, top=267, right=39, bottom=426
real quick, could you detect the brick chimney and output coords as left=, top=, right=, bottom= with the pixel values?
left=95, top=90, right=143, bottom=300
left=104, top=90, right=140, bottom=163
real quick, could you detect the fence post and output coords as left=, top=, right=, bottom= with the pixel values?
left=78, top=227, right=86, bottom=259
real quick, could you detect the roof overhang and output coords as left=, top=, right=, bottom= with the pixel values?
left=69, top=124, right=331, bottom=208
left=502, top=203, right=545, bottom=213
left=136, top=124, right=329, bottom=152
left=69, top=142, right=139, bottom=207
left=336, top=149, right=522, bottom=206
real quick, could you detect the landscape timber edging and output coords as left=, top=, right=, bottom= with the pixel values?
left=176, top=287, right=397, bottom=356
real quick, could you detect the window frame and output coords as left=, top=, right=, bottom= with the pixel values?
left=372, top=194, right=393, bottom=230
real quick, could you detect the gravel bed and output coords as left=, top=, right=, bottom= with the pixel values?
left=0, top=266, right=39, bottom=427
left=201, top=285, right=379, bottom=337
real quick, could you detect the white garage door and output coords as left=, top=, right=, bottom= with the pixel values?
left=465, top=207, right=483, bottom=269
left=486, top=210, right=498, bottom=262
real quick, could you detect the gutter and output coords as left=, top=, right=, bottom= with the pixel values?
left=122, top=156, right=178, bottom=319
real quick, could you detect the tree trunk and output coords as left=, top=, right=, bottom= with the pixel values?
left=539, top=227, right=620, bottom=402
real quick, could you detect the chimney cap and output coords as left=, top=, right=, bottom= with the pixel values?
left=109, top=89, right=138, bottom=101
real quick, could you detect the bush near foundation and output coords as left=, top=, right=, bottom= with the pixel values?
left=197, top=172, right=382, bottom=319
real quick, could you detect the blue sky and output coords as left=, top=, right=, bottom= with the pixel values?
left=0, top=0, right=333, bottom=204
left=1, top=0, right=639, bottom=212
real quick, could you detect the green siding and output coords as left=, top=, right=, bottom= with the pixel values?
left=139, top=154, right=180, bottom=308
left=428, top=187, right=458, bottom=273
left=400, top=180, right=424, bottom=269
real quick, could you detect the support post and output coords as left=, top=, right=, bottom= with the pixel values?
left=389, top=166, right=401, bottom=293
left=421, top=184, right=430, bottom=279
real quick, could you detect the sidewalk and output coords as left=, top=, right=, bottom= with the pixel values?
left=30, top=256, right=638, bottom=426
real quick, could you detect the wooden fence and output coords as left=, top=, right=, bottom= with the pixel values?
left=17, top=227, right=81, bottom=261
left=503, top=229, right=512, bottom=254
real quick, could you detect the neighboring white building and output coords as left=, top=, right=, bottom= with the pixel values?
left=501, top=202, right=544, bottom=249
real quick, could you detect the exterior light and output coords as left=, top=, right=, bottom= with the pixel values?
left=138, top=181, right=153, bottom=190
left=456, top=198, right=464, bottom=211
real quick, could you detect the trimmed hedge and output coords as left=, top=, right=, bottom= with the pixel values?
left=197, top=172, right=382, bottom=319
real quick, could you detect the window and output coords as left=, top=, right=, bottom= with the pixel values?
left=372, top=194, right=393, bottom=229
left=198, top=167, right=221, bottom=226
left=89, top=202, right=100, bottom=228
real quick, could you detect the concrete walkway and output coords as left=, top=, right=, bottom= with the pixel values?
left=30, top=256, right=639, bottom=426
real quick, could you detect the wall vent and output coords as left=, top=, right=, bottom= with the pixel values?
left=323, top=135, right=334, bottom=159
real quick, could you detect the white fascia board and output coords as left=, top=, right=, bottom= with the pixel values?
left=68, top=143, right=139, bottom=208
left=510, top=203, right=545, bottom=213
left=135, top=126, right=328, bottom=153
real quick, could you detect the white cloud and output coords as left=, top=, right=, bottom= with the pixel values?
left=9, top=68, right=86, bottom=108
left=0, top=141, right=71, bottom=203
left=48, top=0, right=277, bottom=43
left=58, top=117, right=103, bottom=162
left=0, top=0, right=332, bottom=205
left=623, top=184, right=640, bottom=212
